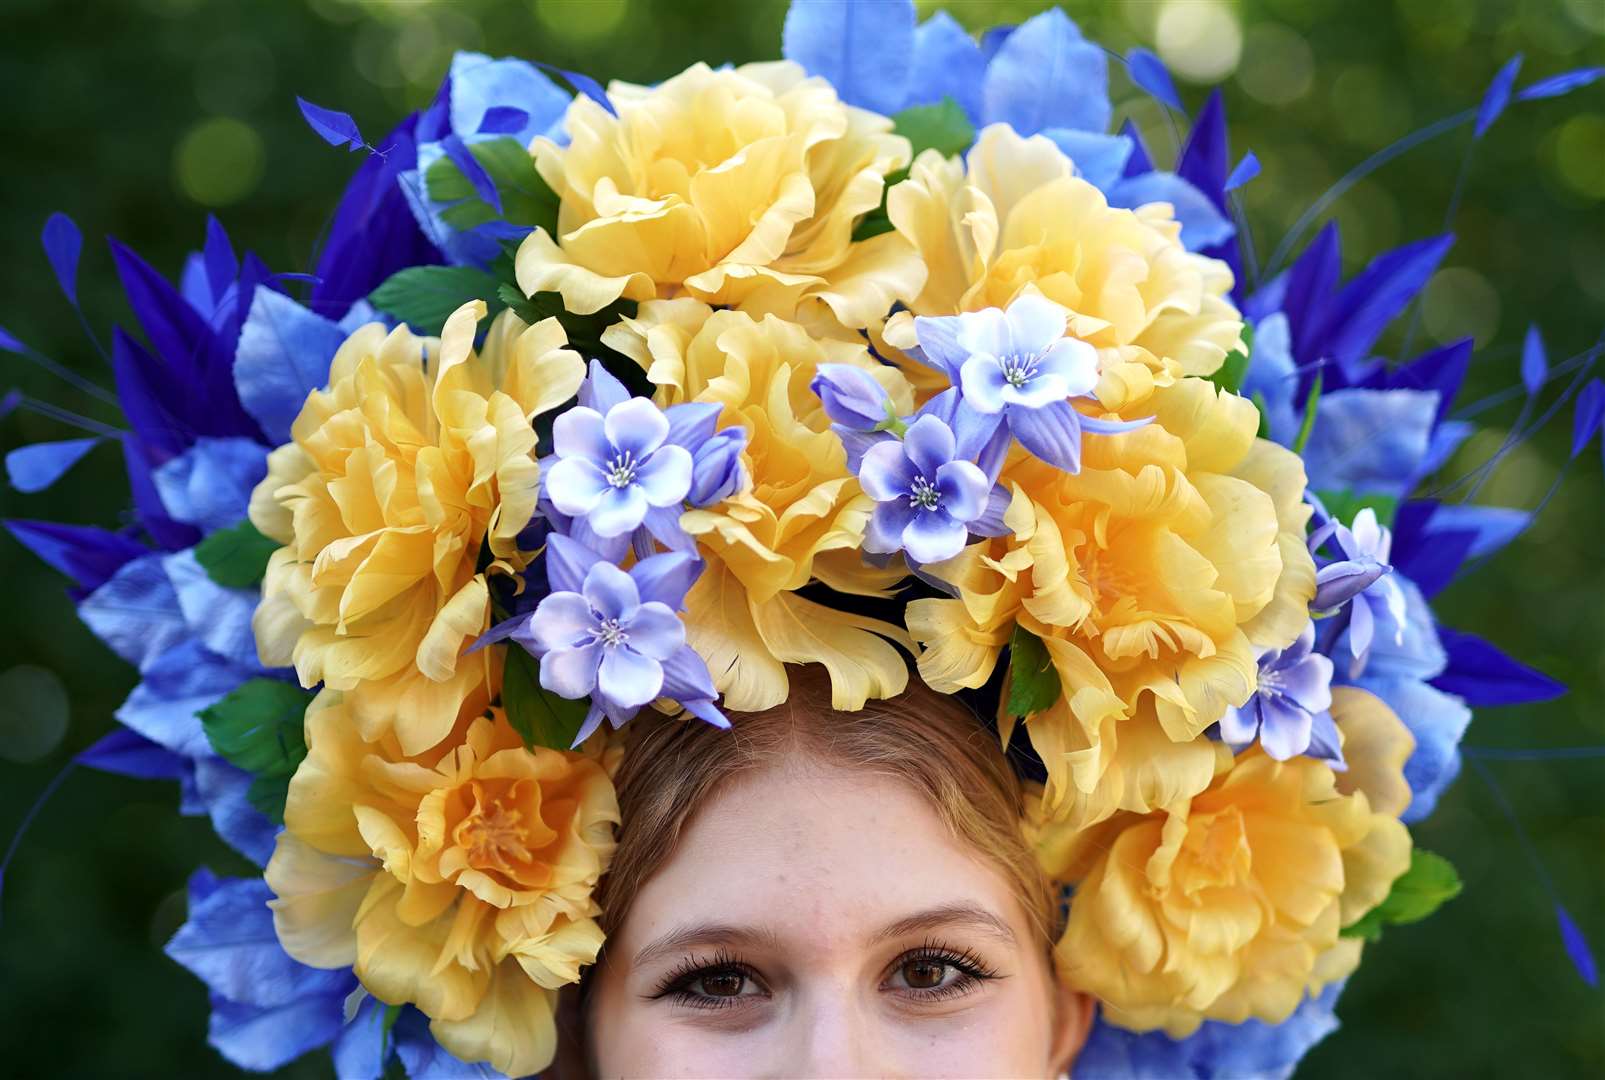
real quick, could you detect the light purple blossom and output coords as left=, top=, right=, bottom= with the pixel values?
left=545, top=393, right=692, bottom=538
left=1311, top=506, right=1408, bottom=676
left=911, top=293, right=1148, bottom=473
left=811, top=363, right=896, bottom=430
left=1220, top=623, right=1342, bottom=765
left=859, top=414, right=990, bottom=564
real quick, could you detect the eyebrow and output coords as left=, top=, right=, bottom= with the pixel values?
left=631, top=903, right=1018, bottom=970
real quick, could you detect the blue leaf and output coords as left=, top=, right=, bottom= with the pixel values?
left=78, top=552, right=190, bottom=671
left=478, top=106, right=529, bottom=135
left=202, top=215, right=238, bottom=307
left=441, top=133, right=501, bottom=215
left=1042, top=130, right=1133, bottom=191
left=1517, top=66, right=1605, bottom=101
left=1301, top=388, right=1438, bottom=498
left=1420, top=502, right=1531, bottom=560
left=77, top=728, right=188, bottom=780
left=0, top=389, right=17, bottom=421
left=1108, top=171, right=1236, bottom=251
left=1431, top=627, right=1566, bottom=706
left=0, top=325, right=24, bottom=353
left=1126, top=47, right=1182, bottom=111
left=296, top=96, right=364, bottom=151
left=1177, top=90, right=1230, bottom=210
left=1280, top=221, right=1342, bottom=367
left=979, top=25, right=1015, bottom=64
left=151, top=437, right=268, bottom=532
left=1556, top=904, right=1600, bottom=989
left=1117, top=118, right=1153, bottom=177
left=1571, top=378, right=1604, bottom=457
left=1225, top=150, right=1261, bottom=192
left=1320, top=234, right=1453, bottom=369
left=449, top=53, right=570, bottom=146
left=907, top=11, right=986, bottom=122
left=781, top=0, right=916, bottom=116
left=5, top=437, right=100, bottom=493
left=1475, top=54, right=1523, bottom=139
left=531, top=61, right=618, bottom=117
left=981, top=9, right=1109, bottom=136
left=121, top=431, right=201, bottom=551
left=42, top=212, right=83, bottom=306
left=4, top=519, right=148, bottom=596
left=233, top=286, right=346, bottom=445
left=1521, top=324, right=1547, bottom=396
left=1377, top=337, right=1471, bottom=427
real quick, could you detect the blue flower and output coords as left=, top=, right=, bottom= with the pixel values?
left=1219, top=623, right=1341, bottom=765
left=913, top=293, right=1146, bottom=474
left=860, top=414, right=990, bottom=564
left=811, top=363, right=897, bottom=431
left=1314, top=506, right=1408, bottom=676
left=546, top=397, right=693, bottom=538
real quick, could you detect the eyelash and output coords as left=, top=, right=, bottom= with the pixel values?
left=648, top=939, right=1000, bottom=1011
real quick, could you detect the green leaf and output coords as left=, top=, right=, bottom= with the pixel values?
left=1251, top=390, right=1271, bottom=440
left=369, top=265, right=503, bottom=335
left=193, top=519, right=279, bottom=589
left=1316, top=489, right=1400, bottom=528
left=1208, top=322, right=1254, bottom=395
left=501, top=644, right=589, bottom=750
left=892, top=97, right=975, bottom=159
left=851, top=167, right=908, bottom=242
left=1343, top=848, right=1463, bottom=941
left=1006, top=623, right=1061, bottom=718
left=1291, top=370, right=1323, bottom=455
left=424, top=136, right=560, bottom=235
left=199, top=678, right=316, bottom=825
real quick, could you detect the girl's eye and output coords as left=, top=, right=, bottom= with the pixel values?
left=892, top=957, right=960, bottom=991
left=695, top=970, right=748, bottom=997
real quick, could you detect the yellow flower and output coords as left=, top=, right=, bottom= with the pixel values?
left=884, top=124, right=1242, bottom=405
left=515, top=61, right=924, bottom=330
left=266, top=689, right=618, bottom=1078
left=911, top=378, right=1316, bottom=828
left=602, top=298, right=913, bottom=712
left=1041, top=687, right=1414, bottom=1036
left=249, top=302, right=583, bottom=755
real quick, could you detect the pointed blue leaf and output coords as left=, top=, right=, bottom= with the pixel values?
left=3, top=518, right=148, bottom=595
left=1518, top=66, right=1605, bottom=101
left=42, top=212, right=83, bottom=306
left=907, top=11, right=986, bottom=122
left=1474, top=55, right=1523, bottom=139
left=449, top=53, right=570, bottom=145
left=1521, top=324, right=1547, bottom=396
left=1282, top=221, right=1342, bottom=367
left=782, top=0, right=916, bottom=115
left=1225, top=150, right=1261, bottom=192
left=477, top=106, right=530, bottom=135
left=1320, top=234, right=1454, bottom=368
left=203, top=215, right=238, bottom=307
left=77, top=728, right=188, bottom=780
left=1556, top=904, right=1599, bottom=988
left=5, top=437, right=100, bottom=493
left=78, top=552, right=190, bottom=671
left=122, top=432, right=201, bottom=551
left=1424, top=503, right=1531, bottom=560
left=441, top=133, right=502, bottom=215
left=234, top=286, right=346, bottom=446
left=0, top=325, right=24, bottom=353
left=981, top=9, right=1109, bottom=136
left=1118, top=118, right=1153, bottom=177
left=1571, top=378, right=1604, bottom=457
left=1177, top=90, right=1230, bottom=210
left=531, top=61, right=617, bottom=117
left=0, top=388, right=20, bottom=421
left=296, top=96, right=364, bottom=151
left=1378, top=338, right=1471, bottom=427
left=1431, top=627, right=1566, bottom=706
left=1126, top=47, right=1182, bottom=111
left=1108, top=171, right=1235, bottom=251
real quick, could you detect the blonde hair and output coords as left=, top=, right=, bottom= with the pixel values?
left=596, top=668, right=1056, bottom=946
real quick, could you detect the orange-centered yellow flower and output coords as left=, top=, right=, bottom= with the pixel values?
left=267, top=690, right=618, bottom=1077
left=515, top=60, right=924, bottom=330
left=249, top=302, right=582, bottom=755
left=603, top=298, right=914, bottom=712
left=1039, top=687, right=1414, bottom=1036
left=884, top=123, right=1242, bottom=405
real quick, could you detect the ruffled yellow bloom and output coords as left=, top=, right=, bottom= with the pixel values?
left=267, top=690, right=618, bottom=1077
left=516, top=60, right=924, bottom=330
left=1040, top=687, right=1414, bottom=1036
left=250, top=302, right=583, bottom=755
left=884, top=124, right=1242, bottom=405
left=603, top=299, right=913, bottom=711
left=911, top=378, right=1316, bottom=827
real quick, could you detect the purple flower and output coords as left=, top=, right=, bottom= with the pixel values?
left=811, top=363, right=896, bottom=430
left=912, top=293, right=1147, bottom=473
left=1311, top=506, right=1408, bottom=676
left=546, top=395, right=693, bottom=538
left=1220, top=623, right=1341, bottom=765
left=860, top=414, right=990, bottom=564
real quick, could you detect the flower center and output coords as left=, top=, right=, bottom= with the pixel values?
left=606, top=450, right=639, bottom=488
left=998, top=351, right=1041, bottom=389
left=907, top=474, right=942, bottom=511
left=455, top=782, right=534, bottom=874
left=593, top=616, right=629, bottom=648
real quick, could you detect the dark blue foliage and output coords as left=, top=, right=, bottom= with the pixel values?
left=42, top=212, right=82, bottom=306
left=1432, top=628, right=1566, bottom=706
left=2, top=518, right=148, bottom=598
left=296, top=97, right=365, bottom=151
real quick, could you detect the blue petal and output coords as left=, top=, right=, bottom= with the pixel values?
left=1225, top=150, right=1261, bottom=192
left=981, top=9, right=1109, bottom=136
left=1517, top=66, right=1605, bottom=101
left=5, top=437, right=100, bottom=493
left=664, top=400, right=723, bottom=449
left=448, top=52, right=570, bottom=147
left=209, top=992, right=347, bottom=1073
left=234, top=286, right=346, bottom=445
left=545, top=457, right=611, bottom=515
left=1423, top=503, right=1530, bottom=561
left=598, top=646, right=664, bottom=710
left=478, top=106, right=529, bottom=135
left=660, top=643, right=719, bottom=703
left=297, top=96, right=365, bottom=151
left=202, top=215, right=239, bottom=304
left=331, top=998, right=390, bottom=1080
left=1301, top=389, right=1438, bottom=498
left=1556, top=904, right=1600, bottom=989
left=1008, top=398, right=1083, bottom=473
left=688, top=430, right=746, bottom=507
left=1042, top=129, right=1133, bottom=192
left=935, top=459, right=988, bottom=522
left=907, top=11, right=986, bottom=122
left=604, top=397, right=670, bottom=460
left=441, top=133, right=501, bottom=214
left=781, top=0, right=916, bottom=115
left=1521, top=324, right=1547, bottom=396
left=77, top=728, right=188, bottom=781
left=1321, top=235, right=1454, bottom=373
left=1475, top=55, right=1523, bottom=139
left=394, top=1012, right=510, bottom=1080
left=587, top=482, right=649, bottom=537
left=625, top=602, right=687, bottom=661
left=629, top=550, right=701, bottom=610
left=911, top=312, right=970, bottom=379
left=79, top=553, right=189, bottom=671
left=902, top=413, right=956, bottom=477
left=583, top=561, right=641, bottom=621
left=579, top=358, right=631, bottom=413
left=1431, top=628, right=1566, bottom=707
left=193, top=755, right=279, bottom=866
left=859, top=439, right=918, bottom=501
left=42, top=211, right=83, bottom=306
left=531, top=591, right=596, bottom=652
left=1125, top=47, right=1182, bottom=111
left=1108, top=171, right=1236, bottom=252
left=164, top=549, right=270, bottom=670
left=544, top=532, right=604, bottom=594
left=903, top=511, right=968, bottom=565
left=1571, top=378, right=1604, bottom=457
left=1349, top=675, right=1469, bottom=823
left=1240, top=313, right=1299, bottom=445
left=116, top=640, right=253, bottom=757
left=864, top=500, right=915, bottom=554
left=152, top=437, right=268, bottom=532
left=540, top=643, right=602, bottom=699
left=552, top=406, right=611, bottom=463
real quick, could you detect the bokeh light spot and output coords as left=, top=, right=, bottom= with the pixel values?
left=1423, top=267, right=1501, bottom=348
left=1236, top=23, right=1314, bottom=106
left=174, top=116, right=264, bottom=207
left=1156, top=0, right=1242, bottom=84
left=534, top=0, right=630, bottom=45
left=0, top=664, right=70, bottom=764
left=1552, top=115, right=1605, bottom=201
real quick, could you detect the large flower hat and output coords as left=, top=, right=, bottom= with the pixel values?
left=3, top=3, right=1598, bottom=1078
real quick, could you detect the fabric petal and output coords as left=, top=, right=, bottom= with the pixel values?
left=634, top=444, right=693, bottom=507
left=935, top=460, right=988, bottom=522
left=539, top=643, right=601, bottom=699
left=902, top=414, right=957, bottom=477
left=1008, top=398, right=1083, bottom=473
left=597, top=646, right=665, bottom=709
left=543, top=457, right=610, bottom=516
left=959, top=354, right=1010, bottom=413
left=551, top=406, right=610, bottom=462
left=530, top=591, right=596, bottom=652
left=859, top=440, right=918, bottom=501
left=586, top=483, right=649, bottom=537
left=903, top=511, right=968, bottom=565
left=603, top=396, right=670, bottom=459
left=622, top=601, right=686, bottom=661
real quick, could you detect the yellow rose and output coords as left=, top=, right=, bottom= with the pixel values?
left=266, top=690, right=618, bottom=1078
left=515, top=60, right=924, bottom=330
left=911, top=377, right=1315, bottom=827
left=602, top=298, right=913, bottom=711
left=884, top=124, right=1242, bottom=405
left=1042, top=687, right=1414, bottom=1036
left=249, top=302, right=583, bottom=755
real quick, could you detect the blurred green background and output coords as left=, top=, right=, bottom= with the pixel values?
left=1, top=0, right=1600, bottom=1076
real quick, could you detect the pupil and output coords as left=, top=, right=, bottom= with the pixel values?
left=904, top=959, right=945, bottom=989
left=701, top=971, right=744, bottom=997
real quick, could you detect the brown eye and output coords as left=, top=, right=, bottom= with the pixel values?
left=901, top=958, right=947, bottom=989
left=698, top=970, right=746, bottom=997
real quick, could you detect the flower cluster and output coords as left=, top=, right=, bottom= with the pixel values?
left=4, top=2, right=1596, bottom=1078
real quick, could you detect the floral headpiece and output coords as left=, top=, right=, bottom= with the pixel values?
left=4, top=3, right=1600, bottom=1077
